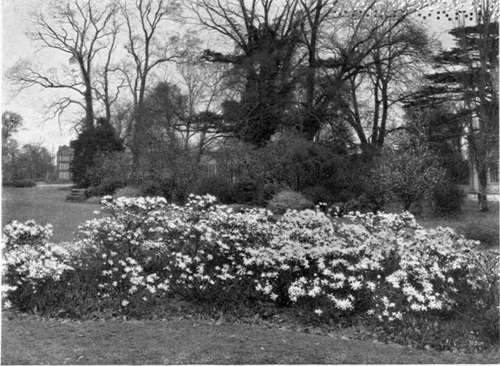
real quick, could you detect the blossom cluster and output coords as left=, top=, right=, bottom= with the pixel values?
left=2, top=195, right=497, bottom=322
left=3, top=220, right=53, bottom=249
left=2, top=221, right=74, bottom=309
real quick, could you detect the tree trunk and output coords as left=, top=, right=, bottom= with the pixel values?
left=82, top=84, right=94, bottom=129
left=477, top=165, right=489, bottom=211
left=130, top=107, right=143, bottom=182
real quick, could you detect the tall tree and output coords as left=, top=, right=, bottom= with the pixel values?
left=92, top=13, right=124, bottom=125
left=9, top=0, right=119, bottom=129
left=16, top=144, right=56, bottom=181
left=298, top=0, right=337, bottom=139
left=118, top=0, right=181, bottom=169
left=176, top=46, right=229, bottom=156
left=193, top=0, right=303, bottom=146
left=313, top=1, right=430, bottom=150
left=2, top=112, right=23, bottom=183
left=407, top=2, right=499, bottom=211
left=341, top=18, right=431, bottom=152
left=2, top=111, right=23, bottom=143
left=70, top=117, right=124, bottom=187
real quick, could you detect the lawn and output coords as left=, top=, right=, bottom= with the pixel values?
left=2, top=312, right=499, bottom=364
left=2, top=185, right=98, bottom=243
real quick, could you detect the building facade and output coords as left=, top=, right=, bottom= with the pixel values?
left=56, top=145, right=73, bottom=182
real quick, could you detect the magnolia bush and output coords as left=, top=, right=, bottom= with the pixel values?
left=2, top=195, right=498, bottom=328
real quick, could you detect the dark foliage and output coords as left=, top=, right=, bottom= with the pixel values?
left=195, top=176, right=235, bottom=204
left=432, top=182, right=465, bottom=215
left=3, top=179, right=37, bottom=188
left=70, top=118, right=124, bottom=188
left=302, top=185, right=335, bottom=204
left=231, top=178, right=260, bottom=204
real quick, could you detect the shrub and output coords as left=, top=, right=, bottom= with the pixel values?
left=3, top=220, right=53, bottom=249
left=302, top=186, right=335, bottom=204
left=3, top=198, right=498, bottom=350
left=260, top=135, right=346, bottom=192
left=195, top=175, right=234, bottom=204
left=231, top=178, right=259, bottom=204
left=326, top=198, right=374, bottom=217
left=432, top=182, right=465, bottom=215
left=138, top=165, right=196, bottom=204
left=262, top=183, right=282, bottom=202
left=85, top=196, right=102, bottom=204
left=370, top=147, right=446, bottom=210
left=267, top=190, right=314, bottom=214
left=113, top=186, right=141, bottom=198
left=139, top=176, right=177, bottom=200
left=87, top=185, right=110, bottom=198
left=71, top=118, right=124, bottom=188
left=212, top=137, right=352, bottom=201
left=2, top=221, right=75, bottom=312
left=4, top=179, right=37, bottom=188
left=87, top=151, right=132, bottom=195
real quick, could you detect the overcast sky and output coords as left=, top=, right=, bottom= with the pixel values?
left=2, top=0, right=459, bottom=154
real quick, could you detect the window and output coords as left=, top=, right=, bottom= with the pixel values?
left=59, top=163, right=69, bottom=170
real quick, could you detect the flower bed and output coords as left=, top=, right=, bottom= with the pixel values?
left=2, top=195, right=498, bottom=350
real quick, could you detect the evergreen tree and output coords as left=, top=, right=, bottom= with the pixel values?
left=405, top=19, right=498, bottom=210
left=70, top=117, right=123, bottom=187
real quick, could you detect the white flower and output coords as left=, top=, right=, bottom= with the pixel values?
left=121, top=299, right=129, bottom=307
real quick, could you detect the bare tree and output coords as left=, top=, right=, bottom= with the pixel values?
left=172, top=36, right=229, bottom=156
left=340, top=17, right=432, bottom=152
left=92, top=14, right=125, bottom=125
left=9, top=0, right=119, bottom=130
left=314, top=0, right=430, bottom=147
left=299, top=0, right=338, bottom=138
left=118, top=0, right=181, bottom=167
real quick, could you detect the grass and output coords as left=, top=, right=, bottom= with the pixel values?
left=2, top=185, right=98, bottom=243
left=417, top=198, right=499, bottom=249
left=3, top=312, right=499, bottom=364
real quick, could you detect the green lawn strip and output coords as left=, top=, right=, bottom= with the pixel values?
left=3, top=315, right=498, bottom=364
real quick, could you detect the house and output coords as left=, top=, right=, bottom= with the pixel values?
left=56, top=145, right=73, bottom=182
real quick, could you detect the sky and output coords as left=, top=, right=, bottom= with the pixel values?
left=1, top=0, right=460, bottom=154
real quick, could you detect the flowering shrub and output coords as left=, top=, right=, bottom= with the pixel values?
left=3, top=220, right=53, bottom=249
left=76, top=195, right=274, bottom=308
left=2, top=195, right=498, bottom=349
left=2, top=221, right=74, bottom=312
